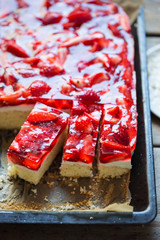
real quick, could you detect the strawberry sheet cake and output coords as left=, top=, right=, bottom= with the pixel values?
left=0, top=0, right=137, bottom=184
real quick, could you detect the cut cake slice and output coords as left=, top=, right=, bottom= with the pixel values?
left=60, top=100, right=102, bottom=177
left=7, top=102, right=69, bottom=184
left=98, top=103, right=137, bottom=178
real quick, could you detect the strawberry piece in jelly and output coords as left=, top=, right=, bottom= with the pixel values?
left=27, top=110, right=59, bottom=123
left=17, top=0, right=29, bottom=8
left=0, top=87, right=28, bottom=105
left=28, top=80, right=51, bottom=97
left=113, top=125, right=130, bottom=146
left=6, top=39, right=29, bottom=58
left=39, top=64, right=64, bottom=77
left=71, top=102, right=88, bottom=115
left=100, top=139, right=131, bottom=164
left=80, top=135, right=95, bottom=163
left=76, top=90, right=100, bottom=103
left=4, top=70, right=17, bottom=86
left=66, top=6, right=92, bottom=28
left=41, top=12, right=63, bottom=25
left=75, top=115, right=93, bottom=134
left=118, top=14, right=131, bottom=33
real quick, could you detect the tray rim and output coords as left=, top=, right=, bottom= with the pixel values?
left=0, top=6, right=157, bottom=225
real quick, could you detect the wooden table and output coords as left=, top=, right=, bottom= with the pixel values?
left=0, top=1, right=160, bottom=239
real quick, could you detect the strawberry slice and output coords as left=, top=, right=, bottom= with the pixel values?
left=66, top=6, right=92, bottom=28
left=83, top=32, right=104, bottom=45
left=6, top=39, right=29, bottom=58
left=113, top=125, right=130, bottom=146
left=122, top=66, right=132, bottom=86
left=88, top=72, right=110, bottom=85
left=110, top=54, right=122, bottom=66
left=60, top=33, right=104, bottom=48
left=108, top=23, right=121, bottom=37
left=106, top=106, right=119, bottom=116
left=4, top=69, right=17, bottom=86
left=39, top=63, right=64, bottom=77
left=100, top=152, right=128, bottom=163
left=27, top=111, right=58, bottom=123
left=18, top=69, right=38, bottom=78
left=84, top=111, right=101, bottom=124
left=23, top=57, right=40, bottom=66
left=76, top=90, right=100, bottom=102
left=61, top=84, right=73, bottom=95
left=80, top=135, right=94, bottom=164
left=102, top=140, right=130, bottom=151
left=118, top=85, right=131, bottom=99
left=0, top=88, right=27, bottom=104
left=71, top=102, right=88, bottom=115
left=103, top=106, right=120, bottom=124
left=40, top=12, right=62, bottom=25
left=75, top=115, right=93, bottom=134
left=60, top=36, right=83, bottom=48
left=28, top=80, right=51, bottom=97
left=118, top=14, right=131, bottom=33
left=103, top=113, right=119, bottom=124
left=17, top=0, right=29, bottom=8
left=64, top=135, right=80, bottom=151
left=0, top=11, right=12, bottom=19
left=97, top=53, right=110, bottom=68
left=70, top=77, right=87, bottom=89
left=57, top=48, right=68, bottom=65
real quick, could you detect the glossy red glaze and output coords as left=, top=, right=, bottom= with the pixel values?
left=0, top=0, right=137, bottom=167
left=7, top=102, right=68, bottom=170
left=99, top=104, right=137, bottom=164
left=0, top=0, right=134, bottom=109
left=63, top=101, right=102, bottom=164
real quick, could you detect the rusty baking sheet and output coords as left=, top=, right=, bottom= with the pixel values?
left=0, top=7, right=157, bottom=224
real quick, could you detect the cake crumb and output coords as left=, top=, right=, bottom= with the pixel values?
left=31, top=188, right=37, bottom=195
left=80, top=186, right=87, bottom=194
left=68, top=183, right=73, bottom=187
left=47, top=181, right=54, bottom=189
left=73, top=178, right=78, bottom=183
left=44, top=196, right=48, bottom=202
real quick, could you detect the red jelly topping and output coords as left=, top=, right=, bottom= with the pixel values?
left=99, top=104, right=137, bottom=163
left=0, top=0, right=134, bottom=110
left=0, top=0, right=137, bottom=167
left=63, top=101, right=102, bottom=164
left=7, top=102, right=68, bottom=170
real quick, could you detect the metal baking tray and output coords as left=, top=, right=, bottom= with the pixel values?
left=0, top=7, right=157, bottom=224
